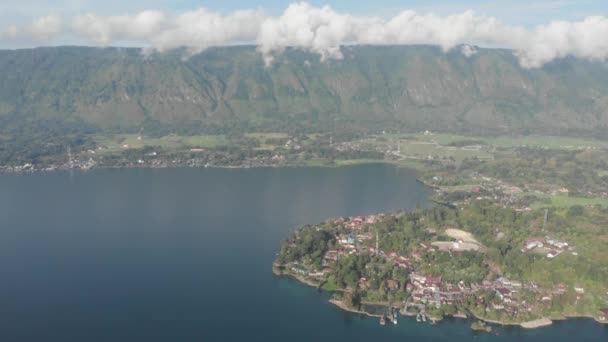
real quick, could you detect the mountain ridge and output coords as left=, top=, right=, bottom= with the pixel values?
left=1, top=45, right=608, bottom=137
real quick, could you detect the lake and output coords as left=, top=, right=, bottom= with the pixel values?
left=0, top=165, right=605, bottom=341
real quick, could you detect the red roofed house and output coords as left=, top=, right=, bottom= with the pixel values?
left=554, top=284, right=568, bottom=295
left=495, top=288, right=513, bottom=302
left=395, top=259, right=413, bottom=269
left=426, top=276, right=442, bottom=286
left=387, top=279, right=399, bottom=290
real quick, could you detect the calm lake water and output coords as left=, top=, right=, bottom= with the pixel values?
left=0, top=165, right=605, bottom=341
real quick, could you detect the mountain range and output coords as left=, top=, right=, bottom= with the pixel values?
left=1, top=45, right=608, bottom=137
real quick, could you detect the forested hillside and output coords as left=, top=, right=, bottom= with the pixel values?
left=2, top=45, right=608, bottom=138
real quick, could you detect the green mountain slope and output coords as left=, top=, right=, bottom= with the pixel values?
left=2, top=45, right=608, bottom=137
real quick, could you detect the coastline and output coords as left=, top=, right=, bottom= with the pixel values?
left=272, top=265, right=321, bottom=288
left=328, top=299, right=383, bottom=318
left=0, top=159, right=398, bottom=175
left=274, top=269, right=603, bottom=330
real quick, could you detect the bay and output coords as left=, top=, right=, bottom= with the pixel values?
left=0, top=165, right=605, bottom=341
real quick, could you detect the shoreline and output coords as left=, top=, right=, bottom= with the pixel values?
left=328, top=300, right=383, bottom=318
left=272, top=265, right=321, bottom=288
left=275, top=270, right=604, bottom=330
left=0, top=160, right=399, bottom=175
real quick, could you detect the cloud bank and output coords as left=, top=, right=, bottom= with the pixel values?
left=2, top=2, right=608, bottom=68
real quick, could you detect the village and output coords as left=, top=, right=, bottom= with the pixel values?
left=277, top=210, right=608, bottom=328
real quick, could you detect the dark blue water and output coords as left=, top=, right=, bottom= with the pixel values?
left=0, top=165, right=605, bottom=341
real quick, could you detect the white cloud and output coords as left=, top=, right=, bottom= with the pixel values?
left=150, top=9, right=265, bottom=54
left=72, top=10, right=167, bottom=45
left=1, top=2, right=608, bottom=68
left=256, top=3, right=608, bottom=68
left=257, top=3, right=360, bottom=63
left=461, top=44, right=479, bottom=57
left=28, top=15, right=63, bottom=40
left=514, top=16, right=608, bottom=68
left=0, top=15, right=62, bottom=42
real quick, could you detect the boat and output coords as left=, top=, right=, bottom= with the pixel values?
left=392, top=309, right=398, bottom=324
left=380, top=315, right=386, bottom=326
left=416, top=313, right=421, bottom=322
left=422, top=314, right=427, bottom=322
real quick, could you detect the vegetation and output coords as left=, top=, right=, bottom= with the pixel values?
left=471, top=321, right=492, bottom=332
left=3, top=45, right=608, bottom=166
left=275, top=202, right=608, bottom=324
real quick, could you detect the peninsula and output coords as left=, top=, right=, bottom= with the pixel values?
left=273, top=200, right=608, bottom=329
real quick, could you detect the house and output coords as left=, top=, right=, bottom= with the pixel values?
left=387, top=279, right=399, bottom=290
left=599, top=309, right=608, bottom=321
left=410, top=274, right=427, bottom=286
left=420, top=242, right=432, bottom=250
left=492, top=303, right=505, bottom=310
left=339, top=236, right=356, bottom=245
left=496, top=288, right=512, bottom=302
left=359, top=278, right=370, bottom=290
left=553, top=284, right=568, bottom=295
left=426, top=276, right=442, bottom=285
left=395, top=259, right=413, bottom=269
left=352, top=216, right=364, bottom=224
left=523, top=238, right=544, bottom=251
left=541, top=295, right=552, bottom=302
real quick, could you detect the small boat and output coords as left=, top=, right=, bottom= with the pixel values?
left=422, top=314, right=427, bottom=322
left=380, top=315, right=386, bottom=326
left=393, top=316, right=398, bottom=325
left=416, top=313, right=422, bottom=322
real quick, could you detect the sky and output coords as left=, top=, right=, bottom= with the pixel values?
left=1, top=0, right=607, bottom=67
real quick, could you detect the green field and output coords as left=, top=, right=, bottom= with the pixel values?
left=333, top=159, right=387, bottom=167
left=93, top=134, right=228, bottom=152
left=370, top=134, right=494, bottom=164
left=244, top=132, right=289, bottom=140
left=524, top=193, right=608, bottom=209
left=399, top=133, right=608, bottom=150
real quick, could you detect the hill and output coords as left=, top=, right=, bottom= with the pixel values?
left=2, top=45, right=608, bottom=138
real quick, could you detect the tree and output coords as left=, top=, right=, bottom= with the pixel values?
left=567, top=205, right=584, bottom=217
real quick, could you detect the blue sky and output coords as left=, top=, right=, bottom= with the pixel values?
left=1, top=0, right=606, bottom=26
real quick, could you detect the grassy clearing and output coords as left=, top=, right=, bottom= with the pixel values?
left=181, top=135, right=227, bottom=148
left=525, top=193, right=608, bottom=209
left=401, top=133, right=608, bottom=150
left=93, top=134, right=227, bottom=152
left=245, top=132, right=289, bottom=140
left=302, top=159, right=387, bottom=167
left=371, top=134, right=493, bottom=164
left=333, top=159, right=387, bottom=167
